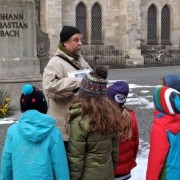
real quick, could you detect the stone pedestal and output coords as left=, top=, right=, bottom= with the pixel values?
left=0, top=0, right=40, bottom=77
left=0, top=0, right=41, bottom=110
left=0, top=77, right=42, bottom=110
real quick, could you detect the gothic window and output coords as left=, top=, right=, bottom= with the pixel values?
left=147, top=4, right=157, bottom=44
left=161, top=5, right=170, bottom=44
left=76, top=2, right=87, bottom=44
left=91, top=2, right=102, bottom=44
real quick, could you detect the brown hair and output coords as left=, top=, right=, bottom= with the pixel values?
left=70, top=96, right=120, bottom=135
left=118, top=105, right=132, bottom=141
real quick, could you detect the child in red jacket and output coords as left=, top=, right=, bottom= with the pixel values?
left=107, top=81, right=139, bottom=180
left=146, top=86, right=180, bottom=180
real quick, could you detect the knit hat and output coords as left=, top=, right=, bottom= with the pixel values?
left=107, top=81, right=129, bottom=105
left=162, top=74, right=180, bottom=92
left=78, top=66, right=108, bottom=97
left=60, top=26, right=81, bottom=43
left=153, top=86, right=180, bottom=115
left=20, top=84, right=48, bottom=114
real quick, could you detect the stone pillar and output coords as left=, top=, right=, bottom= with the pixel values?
left=0, top=0, right=40, bottom=77
left=119, top=0, right=144, bottom=66
left=45, top=0, right=62, bottom=56
left=0, top=0, right=42, bottom=110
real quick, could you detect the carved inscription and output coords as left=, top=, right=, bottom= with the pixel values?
left=0, top=14, right=28, bottom=37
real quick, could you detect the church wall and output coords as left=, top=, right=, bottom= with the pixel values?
left=141, top=0, right=180, bottom=50
left=40, top=0, right=180, bottom=61
left=40, top=0, right=63, bottom=55
left=171, top=1, right=180, bottom=50
left=62, top=0, right=122, bottom=46
left=41, top=0, right=124, bottom=56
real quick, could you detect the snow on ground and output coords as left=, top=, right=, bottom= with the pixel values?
left=0, top=117, right=16, bottom=124
left=129, top=84, right=161, bottom=89
left=131, top=140, right=149, bottom=179
left=141, top=90, right=149, bottom=93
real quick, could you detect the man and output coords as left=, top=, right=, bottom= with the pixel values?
left=43, top=26, right=91, bottom=148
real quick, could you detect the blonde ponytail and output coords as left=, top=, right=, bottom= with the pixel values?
left=119, top=107, right=132, bottom=141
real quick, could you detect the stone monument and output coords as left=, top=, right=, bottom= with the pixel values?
left=0, top=0, right=42, bottom=110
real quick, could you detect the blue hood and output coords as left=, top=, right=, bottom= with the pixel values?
left=17, top=110, right=55, bottom=143
left=163, top=74, right=180, bottom=92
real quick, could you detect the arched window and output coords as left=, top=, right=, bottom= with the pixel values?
left=91, top=2, right=102, bottom=44
left=76, top=2, right=87, bottom=44
left=147, top=4, right=157, bottom=44
left=161, top=5, right=170, bottom=44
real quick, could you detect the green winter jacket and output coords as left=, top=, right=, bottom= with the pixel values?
left=67, top=103, right=119, bottom=180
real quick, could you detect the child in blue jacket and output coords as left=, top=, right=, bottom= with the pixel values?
left=0, top=84, right=70, bottom=180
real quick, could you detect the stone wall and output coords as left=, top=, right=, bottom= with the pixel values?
left=42, top=0, right=123, bottom=56
left=40, top=0, right=62, bottom=55
left=41, top=0, right=180, bottom=63
left=141, top=0, right=180, bottom=50
left=62, top=0, right=122, bottom=45
left=0, top=78, right=42, bottom=110
left=118, top=0, right=143, bottom=65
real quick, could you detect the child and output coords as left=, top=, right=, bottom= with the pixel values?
left=67, top=66, right=120, bottom=180
left=162, top=74, right=180, bottom=92
left=146, top=86, right=180, bottom=180
left=107, top=81, right=139, bottom=180
left=0, top=84, right=70, bottom=180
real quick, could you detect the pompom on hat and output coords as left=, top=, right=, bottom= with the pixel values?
left=60, top=26, right=81, bottom=43
left=78, top=66, right=108, bottom=97
left=107, top=81, right=129, bottom=105
left=20, top=84, right=48, bottom=114
left=153, top=86, right=180, bottom=115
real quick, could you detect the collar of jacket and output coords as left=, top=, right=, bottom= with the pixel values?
left=55, top=49, right=84, bottom=70
left=68, top=103, right=82, bottom=121
left=58, top=41, right=80, bottom=60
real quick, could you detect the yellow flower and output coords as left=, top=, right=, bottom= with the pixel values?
left=0, top=90, right=11, bottom=117
left=5, top=97, right=11, bottom=103
left=4, top=104, right=8, bottom=108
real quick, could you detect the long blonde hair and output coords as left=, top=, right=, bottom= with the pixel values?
left=119, top=105, right=132, bottom=141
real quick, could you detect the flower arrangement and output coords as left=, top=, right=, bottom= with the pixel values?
left=0, top=90, right=11, bottom=118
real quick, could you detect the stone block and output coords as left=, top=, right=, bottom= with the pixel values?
left=0, top=0, right=40, bottom=77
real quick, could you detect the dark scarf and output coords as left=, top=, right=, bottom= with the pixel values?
left=58, top=42, right=80, bottom=61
